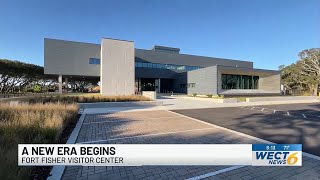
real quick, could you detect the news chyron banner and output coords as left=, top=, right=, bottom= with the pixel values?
left=18, top=144, right=302, bottom=166
left=252, top=144, right=302, bottom=166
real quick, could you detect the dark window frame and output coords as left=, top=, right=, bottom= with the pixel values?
left=221, top=74, right=259, bottom=90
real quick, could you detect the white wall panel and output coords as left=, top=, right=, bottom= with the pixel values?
left=100, top=38, right=135, bottom=95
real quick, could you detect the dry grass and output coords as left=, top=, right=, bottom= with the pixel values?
left=26, top=94, right=151, bottom=104
left=0, top=102, right=78, bottom=179
left=0, top=94, right=149, bottom=178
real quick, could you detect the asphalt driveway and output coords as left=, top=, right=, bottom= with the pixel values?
left=173, top=103, right=320, bottom=156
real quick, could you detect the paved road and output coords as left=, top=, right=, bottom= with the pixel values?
left=173, top=103, right=320, bottom=156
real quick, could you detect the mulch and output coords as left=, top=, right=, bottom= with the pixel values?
left=30, top=114, right=81, bottom=180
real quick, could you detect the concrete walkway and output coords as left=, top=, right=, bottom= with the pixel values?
left=158, top=95, right=320, bottom=110
left=79, top=96, right=320, bottom=114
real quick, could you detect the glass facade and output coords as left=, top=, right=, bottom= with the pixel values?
left=89, top=58, right=100, bottom=64
left=180, top=83, right=195, bottom=88
left=135, top=78, right=174, bottom=93
left=221, top=74, right=259, bottom=89
left=135, top=62, right=201, bottom=71
left=87, top=58, right=201, bottom=71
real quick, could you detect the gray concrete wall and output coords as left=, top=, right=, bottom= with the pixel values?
left=142, top=91, right=157, bottom=100
left=259, top=73, right=281, bottom=93
left=44, top=38, right=100, bottom=76
left=44, top=38, right=254, bottom=78
left=135, top=49, right=253, bottom=68
left=216, top=66, right=281, bottom=95
left=100, top=38, right=135, bottom=95
left=186, top=66, right=218, bottom=95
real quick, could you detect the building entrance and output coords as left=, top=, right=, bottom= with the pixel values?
left=135, top=78, right=174, bottom=93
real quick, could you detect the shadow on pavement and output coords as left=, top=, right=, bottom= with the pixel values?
left=173, top=104, right=320, bottom=156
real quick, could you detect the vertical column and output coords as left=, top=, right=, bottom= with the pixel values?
left=100, top=38, right=134, bottom=95
left=155, top=79, right=158, bottom=93
left=158, top=78, right=161, bottom=93
left=58, top=75, right=62, bottom=94
left=65, top=77, right=68, bottom=91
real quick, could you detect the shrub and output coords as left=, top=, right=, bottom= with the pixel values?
left=236, top=97, right=247, bottom=102
left=25, top=94, right=150, bottom=104
left=206, top=94, right=213, bottom=98
left=192, top=93, right=197, bottom=97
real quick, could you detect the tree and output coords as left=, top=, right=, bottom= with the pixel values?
left=298, top=48, right=320, bottom=96
left=0, top=59, right=54, bottom=93
left=280, top=63, right=304, bottom=91
left=279, top=48, right=320, bottom=96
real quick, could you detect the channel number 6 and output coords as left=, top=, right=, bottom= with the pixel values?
left=287, top=152, right=298, bottom=165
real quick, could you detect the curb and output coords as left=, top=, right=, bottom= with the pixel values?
left=79, top=101, right=163, bottom=108
left=47, top=113, right=87, bottom=180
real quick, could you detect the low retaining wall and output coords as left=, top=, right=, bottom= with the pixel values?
left=142, top=91, right=157, bottom=100
left=204, top=98, right=238, bottom=103
left=246, top=96, right=318, bottom=102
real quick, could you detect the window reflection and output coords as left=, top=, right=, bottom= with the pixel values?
left=89, top=58, right=100, bottom=64
left=135, top=62, right=201, bottom=71
left=222, top=74, right=259, bottom=89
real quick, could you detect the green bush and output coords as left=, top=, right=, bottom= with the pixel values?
left=192, top=93, right=197, bottom=97
left=236, top=97, right=247, bottom=102
left=206, top=94, right=213, bottom=98
left=211, top=95, right=224, bottom=99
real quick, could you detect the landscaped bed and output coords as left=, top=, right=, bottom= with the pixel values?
left=0, top=102, right=79, bottom=179
left=9, top=94, right=151, bottom=103
left=0, top=94, right=151, bottom=179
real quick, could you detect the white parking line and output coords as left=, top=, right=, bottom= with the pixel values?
left=242, top=106, right=316, bottom=119
left=186, top=166, right=245, bottom=180
left=78, top=127, right=215, bottom=144
left=167, top=110, right=320, bottom=162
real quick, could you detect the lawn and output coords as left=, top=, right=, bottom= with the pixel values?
left=0, top=102, right=79, bottom=179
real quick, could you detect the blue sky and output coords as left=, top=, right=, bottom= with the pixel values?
left=0, top=0, right=319, bottom=70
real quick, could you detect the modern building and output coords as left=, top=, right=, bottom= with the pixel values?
left=44, top=38, right=280, bottom=96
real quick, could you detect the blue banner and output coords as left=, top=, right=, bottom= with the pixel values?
left=252, top=144, right=302, bottom=151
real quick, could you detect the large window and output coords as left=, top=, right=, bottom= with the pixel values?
left=222, top=74, right=259, bottom=89
left=89, top=58, right=100, bottom=64
left=135, top=62, right=201, bottom=71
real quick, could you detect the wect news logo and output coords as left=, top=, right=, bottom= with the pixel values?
left=252, top=144, right=302, bottom=166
